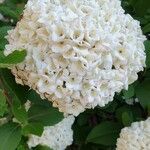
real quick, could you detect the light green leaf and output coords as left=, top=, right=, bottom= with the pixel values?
left=22, top=122, right=44, bottom=136
left=0, top=123, right=21, bottom=150
left=0, top=5, right=19, bottom=20
left=86, top=121, right=122, bottom=146
left=0, top=50, right=27, bottom=68
left=28, top=105, right=64, bottom=126
left=12, top=100, right=28, bottom=125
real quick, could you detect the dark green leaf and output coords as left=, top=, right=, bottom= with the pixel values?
left=0, top=123, right=21, bottom=150
left=34, top=145, right=53, bottom=150
left=122, top=112, right=133, bottom=126
left=0, top=89, right=8, bottom=117
left=123, top=84, right=135, bottom=99
left=86, top=121, right=122, bottom=146
left=135, top=79, right=150, bottom=108
left=143, top=23, right=150, bottom=34
left=0, top=69, right=28, bottom=104
left=28, top=105, right=63, bottom=126
left=145, top=40, right=150, bottom=68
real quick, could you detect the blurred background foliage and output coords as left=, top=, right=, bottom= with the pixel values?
left=0, top=0, right=150, bottom=150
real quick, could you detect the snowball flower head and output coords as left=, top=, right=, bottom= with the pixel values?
left=116, top=117, right=150, bottom=150
left=5, top=0, right=146, bottom=116
left=27, top=115, right=75, bottom=150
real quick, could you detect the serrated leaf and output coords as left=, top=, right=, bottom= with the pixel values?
left=0, top=50, right=27, bottom=68
left=28, top=105, right=64, bottom=126
left=86, top=121, right=122, bottom=146
left=22, top=122, right=44, bottom=136
left=0, top=89, right=8, bottom=117
left=0, top=123, right=21, bottom=150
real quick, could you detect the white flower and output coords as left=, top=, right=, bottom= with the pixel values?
left=27, top=115, right=75, bottom=150
left=5, top=0, right=146, bottom=116
left=0, top=0, right=4, bottom=4
left=116, top=117, right=150, bottom=150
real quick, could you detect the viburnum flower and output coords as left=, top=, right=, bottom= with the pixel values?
left=5, top=0, right=146, bottom=116
left=27, top=115, right=75, bottom=150
left=116, top=117, right=150, bottom=150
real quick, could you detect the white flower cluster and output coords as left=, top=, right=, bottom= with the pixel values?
left=116, top=117, right=150, bottom=150
left=0, top=0, right=4, bottom=4
left=5, top=0, right=146, bottom=116
left=27, top=115, right=75, bottom=150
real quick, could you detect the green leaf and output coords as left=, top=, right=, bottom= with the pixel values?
left=0, top=5, right=19, bottom=20
left=22, top=122, right=44, bottom=136
left=122, top=112, right=133, bottom=126
left=86, top=121, right=122, bottom=146
left=27, top=90, right=52, bottom=106
left=0, top=26, right=12, bottom=40
left=0, top=89, right=8, bottom=117
left=34, top=145, right=53, bottom=150
left=123, top=84, right=135, bottom=99
left=144, top=40, right=150, bottom=68
left=0, top=123, right=21, bottom=150
left=143, top=23, right=150, bottom=34
left=12, top=100, right=28, bottom=125
left=134, top=0, right=150, bottom=17
left=135, top=79, right=150, bottom=108
left=0, top=69, right=29, bottom=104
left=28, top=105, right=64, bottom=126
left=0, top=50, right=27, bottom=68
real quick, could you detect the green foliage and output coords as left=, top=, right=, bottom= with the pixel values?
left=135, top=79, right=150, bottom=108
left=0, top=50, right=27, bottom=68
left=86, top=122, right=122, bottom=146
left=28, top=105, right=63, bottom=126
left=33, top=145, right=53, bottom=150
left=0, top=89, right=7, bottom=116
left=0, top=0, right=150, bottom=150
left=0, top=123, right=21, bottom=150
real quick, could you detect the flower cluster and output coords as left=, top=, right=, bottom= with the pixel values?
left=0, top=0, right=4, bottom=4
left=27, top=115, right=75, bottom=150
left=5, top=0, right=146, bottom=116
left=116, top=117, right=150, bottom=150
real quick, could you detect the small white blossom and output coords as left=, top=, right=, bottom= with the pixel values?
left=27, top=115, right=75, bottom=150
left=5, top=0, right=146, bottom=116
left=116, top=117, right=150, bottom=150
